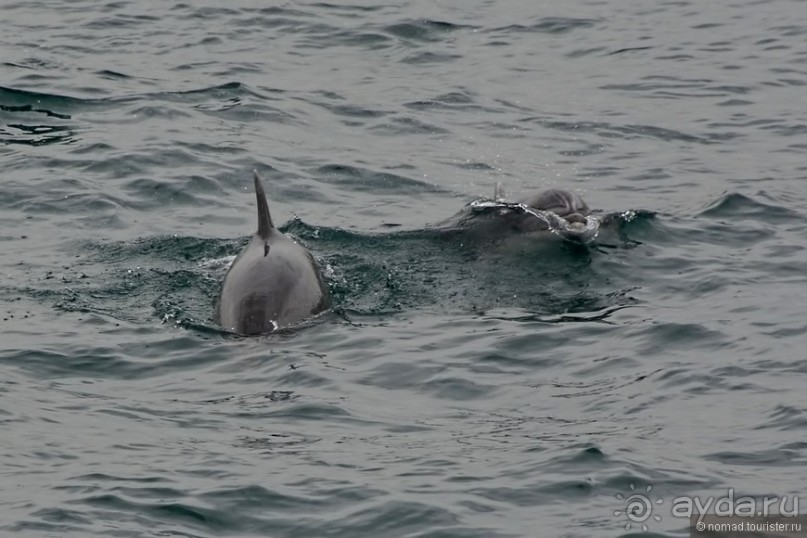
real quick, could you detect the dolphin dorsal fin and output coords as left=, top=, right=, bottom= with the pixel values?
left=253, top=171, right=274, bottom=239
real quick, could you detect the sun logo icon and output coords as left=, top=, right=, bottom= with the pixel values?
left=614, top=483, right=663, bottom=531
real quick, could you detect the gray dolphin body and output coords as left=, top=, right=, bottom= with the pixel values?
left=215, top=172, right=330, bottom=335
left=436, top=185, right=600, bottom=243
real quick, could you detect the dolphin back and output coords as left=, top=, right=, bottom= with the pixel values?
left=216, top=172, right=331, bottom=335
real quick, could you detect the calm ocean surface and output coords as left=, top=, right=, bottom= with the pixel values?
left=2, top=1, right=806, bottom=537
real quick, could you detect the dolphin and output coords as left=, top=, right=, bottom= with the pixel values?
left=435, top=185, right=600, bottom=244
left=215, top=172, right=330, bottom=335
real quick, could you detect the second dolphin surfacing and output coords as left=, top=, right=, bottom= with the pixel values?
left=215, top=172, right=330, bottom=335
left=434, top=184, right=602, bottom=244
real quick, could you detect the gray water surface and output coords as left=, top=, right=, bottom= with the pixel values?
left=2, top=1, right=806, bottom=537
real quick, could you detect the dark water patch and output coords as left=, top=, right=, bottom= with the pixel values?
left=756, top=319, right=807, bottom=340
left=2, top=348, right=153, bottom=380
left=29, top=507, right=91, bottom=526
left=81, top=14, right=160, bottom=30
left=234, top=401, right=356, bottom=422
left=67, top=141, right=115, bottom=156
left=204, top=390, right=300, bottom=407
left=0, top=96, right=77, bottom=147
left=197, top=99, right=297, bottom=122
left=762, top=122, right=807, bottom=137
left=208, top=62, right=266, bottom=78
left=567, top=445, right=607, bottom=464
left=174, top=141, right=250, bottom=159
left=716, top=98, right=754, bottom=106
left=243, top=5, right=323, bottom=17
left=558, top=140, right=606, bottom=156
left=606, top=46, right=654, bottom=55
left=127, top=104, right=194, bottom=120
left=123, top=176, right=209, bottom=206
left=756, top=405, right=807, bottom=431
left=418, top=376, right=496, bottom=400
left=156, top=81, right=271, bottom=103
left=326, top=230, right=639, bottom=320
left=566, top=46, right=608, bottom=58
left=1, top=330, right=230, bottom=380
left=181, top=5, right=241, bottom=18
left=658, top=368, right=739, bottom=395
left=0, top=86, right=92, bottom=109
left=488, top=17, right=598, bottom=35
left=703, top=447, right=806, bottom=467
left=432, top=92, right=476, bottom=104
left=1, top=123, right=75, bottom=146
left=454, top=161, right=496, bottom=171
left=471, top=479, right=594, bottom=508
left=73, top=472, right=173, bottom=484
left=769, top=24, right=807, bottom=37
left=636, top=323, right=729, bottom=358
left=467, top=120, right=531, bottom=140
left=600, top=76, right=755, bottom=100
left=233, top=16, right=338, bottom=38
left=6, top=72, right=66, bottom=88
left=520, top=116, right=711, bottom=144
left=314, top=164, right=445, bottom=194
left=474, top=350, right=561, bottom=373
left=95, top=69, right=131, bottom=80
left=494, top=303, right=638, bottom=325
left=274, top=363, right=336, bottom=389
left=5, top=179, right=130, bottom=217
left=310, top=101, right=390, bottom=119
left=309, top=3, right=387, bottom=13
left=0, top=103, right=71, bottom=120
left=4, top=519, right=86, bottom=535
left=4, top=236, right=226, bottom=331
left=171, top=60, right=218, bottom=72
left=685, top=220, right=775, bottom=249
left=75, top=494, right=233, bottom=531
left=773, top=77, right=807, bottom=87
left=358, top=362, right=444, bottom=391
left=91, top=235, right=237, bottom=264
left=328, top=30, right=393, bottom=49
left=403, top=91, right=489, bottom=113
left=402, top=51, right=464, bottom=64
left=201, top=482, right=380, bottom=513
left=2, top=57, right=63, bottom=70
left=383, top=19, right=473, bottom=42
left=710, top=84, right=753, bottom=95
left=328, top=501, right=463, bottom=537
left=368, top=116, right=449, bottom=136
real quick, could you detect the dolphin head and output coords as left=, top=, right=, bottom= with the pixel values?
left=522, top=189, right=590, bottom=230
left=515, top=188, right=601, bottom=243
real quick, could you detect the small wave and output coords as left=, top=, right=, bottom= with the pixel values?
left=699, top=191, right=802, bottom=223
